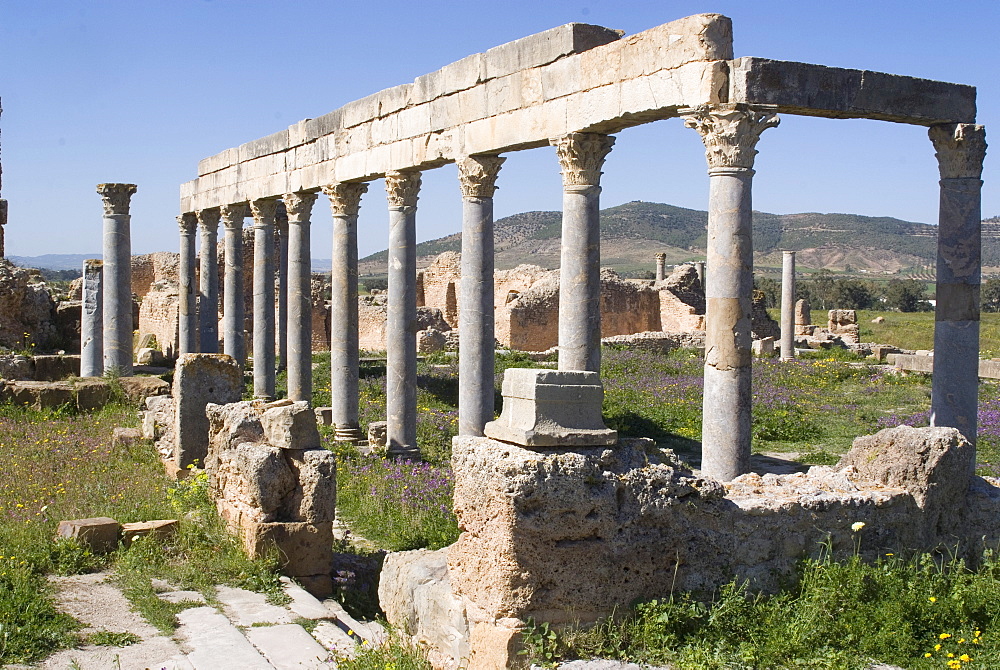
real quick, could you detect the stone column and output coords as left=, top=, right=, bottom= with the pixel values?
left=551, top=133, right=615, bottom=372
left=655, top=252, right=666, bottom=281
left=177, top=213, right=198, bottom=355
left=221, top=204, right=247, bottom=368
left=323, top=182, right=369, bottom=441
left=682, top=103, right=778, bottom=481
left=197, top=209, right=221, bottom=354
left=385, top=171, right=421, bottom=454
left=695, top=261, right=706, bottom=289
left=780, top=251, right=796, bottom=361
left=97, top=183, right=137, bottom=376
left=285, top=191, right=318, bottom=403
left=458, top=155, right=505, bottom=436
left=80, top=259, right=104, bottom=377
left=250, top=198, right=278, bottom=399
left=275, top=203, right=289, bottom=372
left=929, top=123, right=987, bottom=452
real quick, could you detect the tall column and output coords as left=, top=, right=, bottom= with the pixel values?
left=695, top=261, right=706, bottom=289
left=177, top=213, right=198, bottom=355
left=275, top=202, right=289, bottom=372
left=457, top=155, right=505, bottom=436
left=929, top=123, right=987, bottom=453
left=780, top=251, right=796, bottom=361
left=221, top=204, right=247, bottom=368
left=0, top=97, right=6, bottom=258
left=323, top=182, right=369, bottom=441
left=80, top=259, right=104, bottom=377
left=250, top=198, right=278, bottom=399
left=682, top=103, right=779, bottom=481
left=655, top=252, right=666, bottom=281
left=197, top=209, right=221, bottom=353
left=97, top=183, right=137, bottom=376
left=551, top=133, right=615, bottom=372
left=285, top=191, right=318, bottom=403
left=385, top=171, right=421, bottom=454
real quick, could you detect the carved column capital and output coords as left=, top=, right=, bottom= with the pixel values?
left=385, top=171, right=421, bottom=209
left=550, top=133, right=615, bottom=187
left=177, top=213, right=198, bottom=235
left=220, top=203, right=247, bottom=230
left=930, top=123, right=987, bottom=180
left=284, top=191, right=319, bottom=224
left=323, top=182, right=369, bottom=218
left=196, top=208, right=220, bottom=231
left=249, top=198, right=278, bottom=228
left=275, top=201, right=288, bottom=233
left=654, top=252, right=666, bottom=261
left=457, top=155, right=506, bottom=198
left=680, top=103, right=779, bottom=171
left=96, top=183, right=137, bottom=216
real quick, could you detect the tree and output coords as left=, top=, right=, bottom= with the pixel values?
left=753, top=275, right=780, bottom=308
left=882, top=279, right=932, bottom=312
left=982, top=278, right=1000, bottom=313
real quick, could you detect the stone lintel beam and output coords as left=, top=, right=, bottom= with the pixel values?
left=729, top=57, right=976, bottom=126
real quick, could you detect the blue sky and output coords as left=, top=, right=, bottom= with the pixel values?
left=1, top=0, right=997, bottom=259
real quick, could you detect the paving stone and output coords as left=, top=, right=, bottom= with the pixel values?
left=157, top=590, right=207, bottom=604
left=311, top=621, right=357, bottom=659
left=280, top=576, right=331, bottom=620
left=322, top=597, right=387, bottom=646
left=245, top=623, right=331, bottom=669
left=175, top=606, right=275, bottom=670
left=215, top=585, right=293, bottom=626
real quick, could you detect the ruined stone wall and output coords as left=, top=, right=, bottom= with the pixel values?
left=131, top=252, right=180, bottom=300
left=311, top=274, right=331, bottom=351
left=0, top=259, right=57, bottom=351
left=138, top=284, right=180, bottom=360
left=358, top=297, right=452, bottom=352
left=416, top=252, right=461, bottom=328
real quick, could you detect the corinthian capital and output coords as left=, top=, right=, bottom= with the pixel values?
left=323, top=182, right=369, bottom=218
left=284, top=191, right=319, bottom=224
left=680, top=104, right=779, bottom=170
left=249, top=198, right=278, bottom=227
left=177, top=213, right=198, bottom=235
left=385, top=171, right=421, bottom=208
left=457, top=155, right=506, bottom=198
left=196, top=208, right=220, bottom=232
left=929, top=123, right=987, bottom=180
left=96, top=183, right=137, bottom=216
left=550, top=133, right=615, bottom=187
left=220, top=203, right=247, bottom=229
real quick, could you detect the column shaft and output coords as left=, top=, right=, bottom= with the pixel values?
left=276, top=206, right=289, bottom=372
left=198, top=210, right=220, bottom=354
left=221, top=205, right=246, bottom=368
left=655, top=253, right=666, bottom=282
left=80, top=259, right=104, bottom=377
left=780, top=251, right=796, bottom=361
left=178, top=213, right=198, bottom=354
left=251, top=199, right=277, bottom=399
left=286, top=192, right=317, bottom=403
left=98, top=183, right=136, bottom=376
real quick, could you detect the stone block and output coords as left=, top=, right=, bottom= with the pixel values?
left=33, top=354, right=80, bottom=381
left=368, top=421, right=388, bottom=449
left=260, top=400, right=321, bottom=450
left=751, top=337, right=775, bottom=356
left=243, top=521, right=334, bottom=577
left=73, top=378, right=111, bottom=411
left=174, top=354, right=244, bottom=469
left=136, top=348, right=167, bottom=366
left=6, top=380, right=74, bottom=409
left=112, top=427, right=144, bottom=451
left=314, top=407, right=333, bottom=426
left=295, top=574, right=334, bottom=599
left=56, top=517, right=121, bottom=553
left=121, top=519, right=178, bottom=547
left=895, top=353, right=934, bottom=373
left=484, top=368, right=617, bottom=447
left=0, top=354, right=33, bottom=380
left=871, top=345, right=901, bottom=361
left=282, top=449, right=337, bottom=523
left=239, top=442, right=296, bottom=514
left=118, top=376, right=171, bottom=404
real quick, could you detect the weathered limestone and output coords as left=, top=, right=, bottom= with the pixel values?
left=484, top=368, right=616, bottom=447
left=173, top=353, right=244, bottom=470
left=929, top=123, right=987, bottom=453
left=285, top=192, right=318, bottom=403
left=552, top=133, right=614, bottom=373
left=178, top=213, right=198, bottom=354
left=779, top=251, right=795, bottom=361
left=323, top=182, right=368, bottom=442
left=654, top=252, right=666, bottom=281
left=385, top=171, right=421, bottom=454
left=275, top=203, right=289, bottom=372
left=694, top=260, right=705, bottom=288
left=457, top=155, right=504, bottom=436
left=221, top=204, right=247, bottom=368
left=80, top=259, right=104, bottom=378
left=794, top=297, right=813, bottom=335
left=250, top=198, right=278, bottom=400
left=197, top=208, right=221, bottom=354
left=682, top=103, right=778, bottom=481
left=828, top=309, right=859, bottom=343
left=56, top=517, right=121, bottom=554
left=98, top=183, right=137, bottom=376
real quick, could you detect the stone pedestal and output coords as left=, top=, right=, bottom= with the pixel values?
left=178, top=213, right=198, bottom=355
left=484, top=368, right=616, bottom=447
left=780, top=250, right=796, bottom=361
left=80, top=259, right=104, bottom=378
left=250, top=199, right=277, bottom=400
left=682, top=103, right=778, bottom=481
left=458, top=155, right=505, bottom=436
left=97, top=183, right=137, bottom=376
left=221, top=204, right=247, bottom=368
left=197, top=209, right=221, bottom=354
left=285, top=192, right=318, bottom=403
left=929, top=123, right=987, bottom=453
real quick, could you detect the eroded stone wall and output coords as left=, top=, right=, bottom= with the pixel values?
left=138, top=283, right=180, bottom=360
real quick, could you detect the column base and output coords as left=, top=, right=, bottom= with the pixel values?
left=334, top=425, right=367, bottom=443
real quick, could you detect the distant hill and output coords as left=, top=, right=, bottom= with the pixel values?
left=359, top=201, right=980, bottom=276
left=8, top=254, right=99, bottom=271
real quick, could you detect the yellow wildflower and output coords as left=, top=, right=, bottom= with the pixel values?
left=941, top=633, right=953, bottom=640
left=929, top=596, right=937, bottom=603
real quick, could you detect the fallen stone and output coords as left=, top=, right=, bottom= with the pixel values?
left=0, top=354, right=33, bottom=380
left=73, top=378, right=111, bottom=411
left=56, top=517, right=121, bottom=553
left=121, top=519, right=178, bottom=547
left=314, top=406, right=333, bottom=426
left=33, top=354, right=80, bottom=381
left=136, top=347, right=167, bottom=366
left=118, top=376, right=171, bottom=404
left=260, top=401, right=321, bottom=450
left=367, top=421, right=388, bottom=450
left=4, top=380, right=74, bottom=409
left=112, top=427, right=144, bottom=451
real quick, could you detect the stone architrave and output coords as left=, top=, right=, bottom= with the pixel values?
left=551, top=133, right=615, bottom=373
left=80, top=259, right=104, bottom=377
left=457, top=154, right=505, bottom=437
left=220, top=203, right=247, bottom=368
left=285, top=191, right=318, bottom=403
left=681, top=103, right=778, bottom=481
left=177, top=213, right=198, bottom=355
left=654, top=253, right=667, bottom=281
left=385, top=170, right=421, bottom=454
left=780, top=251, right=795, bottom=360
left=172, top=353, right=243, bottom=470
left=275, top=202, right=289, bottom=373
left=929, top=123, right=987, bottom=454
left=97, top=183, right=137, bottom=376
left=323, top=182, right=368, bottom=442
left=250, top=198, right=278, bottom=400
left=197, top=208, right=221, bottom=354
